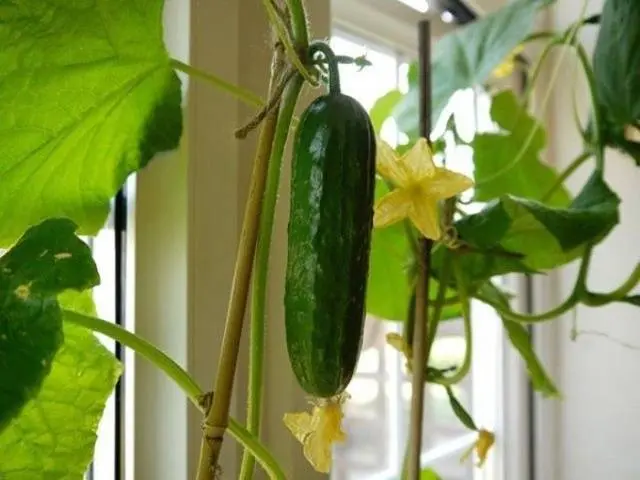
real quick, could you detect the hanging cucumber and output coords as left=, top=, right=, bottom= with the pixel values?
left=284, top=42, right=377, bottom=398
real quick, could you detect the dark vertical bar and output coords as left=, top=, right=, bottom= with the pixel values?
left=113, top=188, right=127, bottom=480
left=406, top=19, right=433, bottom=480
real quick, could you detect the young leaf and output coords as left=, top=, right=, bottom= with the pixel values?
left=0, top=219, right=100, bottom=433
left=0, top=0, right=183, bottom=246
left=479, top=282, right=560, bottom=397
left=0, top=321, right=121, bottom=478
left=393, top=0, right=552, bottom=136
left=472, top=90, right=571, bottom=206
left=593, top=0, right=640, bottom=132
left=445, top=386, right=478, bottom=431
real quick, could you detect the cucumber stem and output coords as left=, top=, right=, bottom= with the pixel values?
left=239, top=73, right=305, bottom=480
left=195, top=48, right=286, bottom=480
left=309, top=41, right=341, bottom=94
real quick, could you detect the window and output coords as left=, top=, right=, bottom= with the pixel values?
left=85, top=191, right=129, bottom=480
left=329, top=27, right=504, bottom=480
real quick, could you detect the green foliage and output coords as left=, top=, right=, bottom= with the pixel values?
left=420, top=468, right=442, bottom=480
left=0, top=219, right=99, bottom=433
left=478, top=283, right=559, bottom=397
left=369, top=90, right=403, bottom=133
left=0, top=0, right=183, bottom=246
left=593, top=0, right=640, bottom=130
left=445, top=386, right=478, bottom=431
left=393, top=0, right=550, bottom=136
left=0, top=320, right=121, bottom=478
left=452, top=172, right=619, bottom=273
left=472, top=90, right=571, bottom=206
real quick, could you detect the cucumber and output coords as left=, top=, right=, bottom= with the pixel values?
left=284, top=44, right=376, bottom=398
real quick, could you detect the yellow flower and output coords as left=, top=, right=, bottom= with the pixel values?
left=283, top=396, right=347, bottom=473
left=374, top=138, right=474, bottom=240
left=460, top=429, right=495, bottom=467
left=492, top=45, right=524, bottom=79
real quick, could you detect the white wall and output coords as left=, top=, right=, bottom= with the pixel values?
left=534, top=1, right=640, bottom=480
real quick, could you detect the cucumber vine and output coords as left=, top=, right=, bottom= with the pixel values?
left=0, top=0, right=638, bottom=479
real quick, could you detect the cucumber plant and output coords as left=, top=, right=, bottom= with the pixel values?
left=0, top=0, right=638, bottom=479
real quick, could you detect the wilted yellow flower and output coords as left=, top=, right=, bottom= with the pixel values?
left=374, top=138, right=474, bottom=240
left=460, top=428, right=495, bottom=467
left=283, top=396, right=347, bottom=473
left=492, top=45, right=524, bottom=79
left=386, top=332, right=413, bottom=372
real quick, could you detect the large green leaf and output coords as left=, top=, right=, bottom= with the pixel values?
left=0, top=218, right=100, bottom=433
left=452, top=172, right=620, bottom=273
left=367, top=179, right=462, bottom=322
left=393, top=0, right=549, bottom=136
left=472, top=90, right=571, bottom=206
left=0, top=0, right=183, bottom=245
left=593, top=0, right=640, bottom=130
left=478, top=282, right=559, bottom=397
left=0, top=320, right=121, bottom=478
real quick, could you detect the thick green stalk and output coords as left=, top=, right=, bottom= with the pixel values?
left=262, top=0, right=316, bottom=85
left=239, top=74, right=304, bottom=480
left=171, top=59, right=264, bottom=108
left=63, top=311, right=286, bottom=479
left=195, top=53, right=285, bottom=480
left=285, top=0, right=310, bottom=48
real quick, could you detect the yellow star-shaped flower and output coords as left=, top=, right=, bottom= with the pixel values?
left=386, top=332, right=413, bottom=372
left=460, top=428, right=495, bottom=467
left=283, top=396, right=347, bottom=473
left=374, top=138, right=474, bottom=240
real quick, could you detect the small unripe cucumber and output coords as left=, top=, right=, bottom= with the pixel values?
left=284, top=91, right=376, bottom=398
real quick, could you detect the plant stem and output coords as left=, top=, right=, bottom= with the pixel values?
left=541, top=150, right=592, bottom=202
left=425, top=251, right=452, bottom=362
left=572, top=42, right=605, bottom=172
left=430, top=258, right=472, bottom=386
left=171, top=59, right=264, bottom=108
left=63, top=310, right=202, bottom=402
left=263, top=0, right=316, bottom=85
left=285, top=0, right=310, bottom=48
left=239, top=74, right=304, bottom=480
left=583, top=263, right=640, bottom=306
left=195, top=51, right=285, bottom=480
left=309, top=41, right=341, bottom=94
left=62, top=310, right=287, bottom=479
left=408, top=238, right=431, bottom=480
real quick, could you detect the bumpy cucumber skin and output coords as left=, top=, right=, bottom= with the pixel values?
left=285, top=93, right=376, bottom=398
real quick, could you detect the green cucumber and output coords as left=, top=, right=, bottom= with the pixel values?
left=284, top=43, right=376, bottom=398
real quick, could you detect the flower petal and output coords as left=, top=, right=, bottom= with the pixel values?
left=373, top=189, right=412, bottom=229
left=376, top=139, right=409, bottom=186
left=425, top=168, right=474, bottom=200
left=401, top=137, right=436, bottom=180
left=285, top=401, right=346, bottom=473
left=408, top=195, right=441, bottom=240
